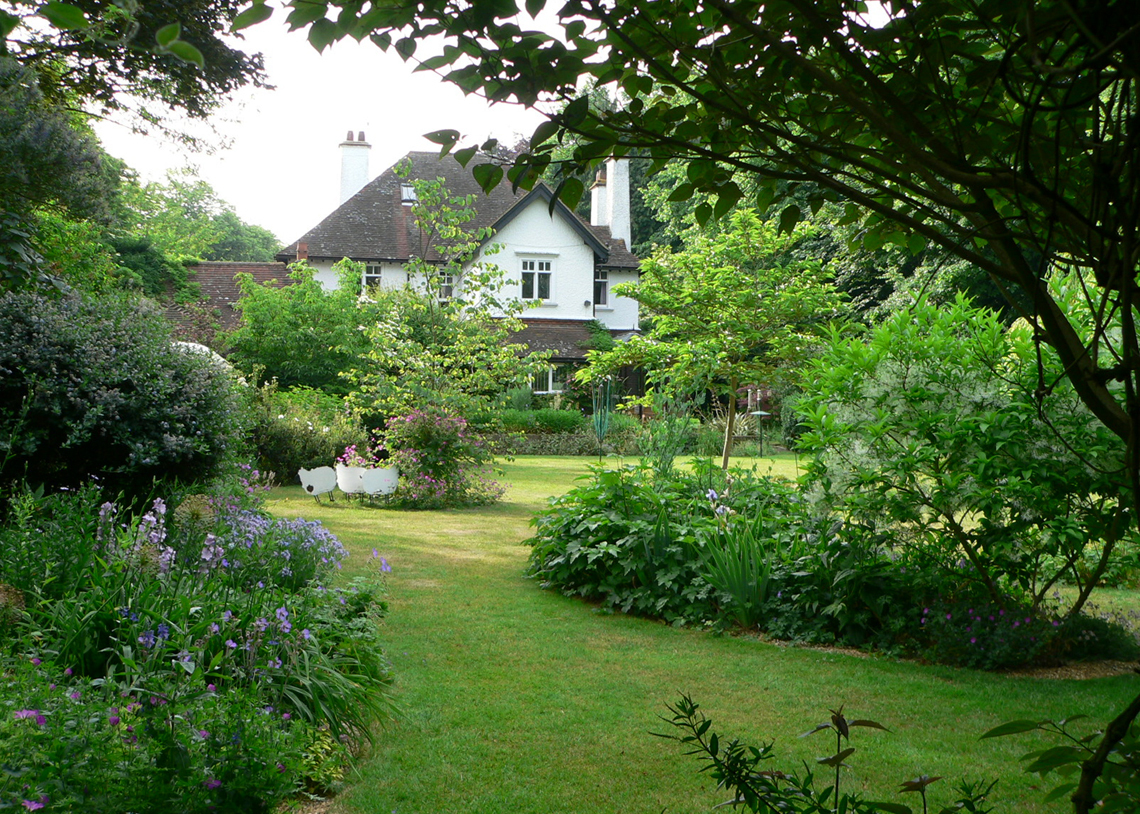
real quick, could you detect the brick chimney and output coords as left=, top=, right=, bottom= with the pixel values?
left=296, top=242, right=308, bottom=262
left=339, top=130, right=371, bottom=205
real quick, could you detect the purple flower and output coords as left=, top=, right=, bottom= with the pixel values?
left=14, top=709, right=45, bottom=726
left=225, top=639, right=238, bottom=649
left=69, top=691, right=81, bottom=701
left=157, top=623, right=170, bottom=641
left=280, top=620, right=292, bottom=634
left=222, top=610, right=233, bottom=622
left=109, top=715, right=121, bottom=726
left=301, top=629, right=312, bottom=640
left=706, top=488, right=719, bottom=502
left=64, top=667, right=73, bottom=677
left=204, top=778, right=222, bottom=790
left=209, top=623, right=220, bottom=634
left=255, top=617, right=269, bottom=632
left=372, top=548, right=380, bottom=558
left=198, top=729, right=210, bottom=739
left=275, top=606, right=289, bottom=622
left=30, top=657, right=41, bottom=666
left=207, top=683, right=217, bottom=692
left=21, top=799, right=45, bottom=811
left=282, top=712, right=291, bottom=721
left=138, top=630, right=155, bottom=648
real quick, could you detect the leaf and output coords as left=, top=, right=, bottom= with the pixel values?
left=906, top=233, right=927, bottom=254
left=424, top=129, right=460, bottom=148
left=980, top=720, right=1041, bottom=739
left=561, top=95, right=590, bottom=128
left=1042, top=782, right=1078, bottom=803
left=899, top=776, right=943, bottom=793
left=695, top=202, right=712, bottom=227
left=155, top=22, right=181, bottom=47
left=667, top=182, right=695, bottom=203
left=39, top=2, right=88, bottom=30
left=555, top=176, right=585, bottom=211
left=1023, top=746, right=1085, bottom=774
left=816, top=747, right=855, bottom=767
left=286, top=1, right=329, bottom=30
left=232, top=2, right=273, bottom=31
left=1, top=11, right=20, bottom=37
left=453, top=146, right=478, bottom=167
left=307, top=17, right=338, bottom=52
left=801, top=723, right=833, bottom=738
left=472, top=162, right=504, bottom=194
left=167, top=41, right=205, bottom=67
left=868, top=804, right=912, bottom=814
left=778, top=204, right=801, bottom=234
left=713, top=183, right=742, bottom=219
left=849, top=719, right=890, bottom=732
left=530, top=119, right=560, bottom=149
left=525, top=0, right=544, bottom=17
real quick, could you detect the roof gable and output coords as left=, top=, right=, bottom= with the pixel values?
left=277, top=151, right=637, bottom=269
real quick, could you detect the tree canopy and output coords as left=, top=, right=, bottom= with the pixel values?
left=255, top=0, right=1138, bottom=450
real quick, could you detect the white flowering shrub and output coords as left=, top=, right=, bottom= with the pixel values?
left=797, top=293, right=1135, bottom=618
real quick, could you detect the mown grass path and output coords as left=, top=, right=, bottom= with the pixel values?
left=268, top=456, right=1139, bottom=814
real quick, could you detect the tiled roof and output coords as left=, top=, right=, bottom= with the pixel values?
left=174, top=261, right=292, bottom=330
left=513, top=319, right=626, bottom=361
left=277, top=151, right=638, bottom=269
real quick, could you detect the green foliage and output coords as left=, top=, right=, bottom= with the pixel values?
left=983, top=706, right=1140, bottom=814
left=384, top=408, right=505, bottom=509
left=111, top=234, right=196, bottom=299
left=226, top=261, right=372, bottom=394
left=344, top=174, right=548, bottom=422
left=659, top=696, right=995, bottom=814
left=798, top=294, right=1133, bottom=619
left=583, top=210, right=844, bottom=466
left=245, top=383, right=367, bottom=480
left=0, top=289, right=245, bottom=498
left=532, top=408, right=587, bottom=434
left=0, top=478, right=394, bottom=812
left=3, top=0, right=267, bottom=122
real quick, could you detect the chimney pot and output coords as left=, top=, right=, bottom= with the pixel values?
left=346, top=131, right=353, bottom=141
left=297, top=242, right=309, bottom=261
left=358, top=131, right=365, bottom=142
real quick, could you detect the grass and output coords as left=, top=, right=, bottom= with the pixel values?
left=267, top=455, right=1139, bottom=814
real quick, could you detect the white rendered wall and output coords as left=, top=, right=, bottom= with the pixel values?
left=339, top=140, right=371, bottom=205
left=479, top=197, right=597, bottom=321
left=595, top=268, right=639, bottom=331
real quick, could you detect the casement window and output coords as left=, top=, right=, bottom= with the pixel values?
left=437, top=270, right=454, bottom=301
left=532, top=364, right=573, bottom=394
left=594, top=269, right=609, bottom=306
left=363, top=264, right=383, bottom=290
left=520, top=258, right=552, bottom=301
left=400, top=183, right=417, bottom=204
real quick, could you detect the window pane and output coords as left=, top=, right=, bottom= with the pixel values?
left=522, top=272, right=534, bottom=299
left=537, top=273, right=550, bottom=299
left=594, top=279, right=607, bottom=305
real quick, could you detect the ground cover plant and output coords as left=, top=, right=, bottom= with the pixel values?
left=263, top=456, right=1139, bottom=814
left=525, top=456, right=1139, bottom=670
left=0, top=472, right=394, bottom=813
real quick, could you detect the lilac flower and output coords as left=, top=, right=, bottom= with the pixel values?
left=30, top=657, right=41, bottom=666
left=109, top=715, right=121, bottom=726
left=280, top=620, right=292, bottom=634
left=64, top=667, right=73, bottom=677
left=207, top=683, right=217, bottom=692
left=254, top=617, right=269, bottom=632
left=372, top=548, right=380, bottom=558
left=209, top=623, right=220, bottom=634
left=706, top=488, right=719, bottom=502
left=275, top=606, right=289, bottom=622
left=138, top=630, right=156, bottom=648
left=381, top=557, right=392, bottom=573
left=225, top=639, right=237, bottom=649
left=69, top=691, right=81, bottom=701
left=204, top=778, right=222, bottom=790
left=197, top=729, right=210, bottom=739
left=222, top=610, right=233, bottom=622
left=21, top=799, right=45, bottom=811
left=282, top=712, right=291, bottom=720
left=157, top=623, right=170, bottom=641
left=301, top=629, right=312, bottom=640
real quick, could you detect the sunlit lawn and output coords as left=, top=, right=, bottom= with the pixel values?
left=267, top=455, right=1139, bottom=814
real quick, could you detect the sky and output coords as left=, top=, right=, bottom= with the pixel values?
left=93, top=19, right=549, bottom=246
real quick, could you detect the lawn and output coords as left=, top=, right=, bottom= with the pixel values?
left=267, top=455, right=1139, bottom=814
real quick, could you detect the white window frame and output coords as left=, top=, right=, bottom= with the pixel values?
left=363, top=263, right=383, bottom=291
left=594, top=269, right=609, bottom=307
left=532, top=364, right=572, bottom=395
left=520, top=258, right=553, bottom=302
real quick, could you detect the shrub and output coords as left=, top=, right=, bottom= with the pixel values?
left=245, top=383, right=366, bottom=481
left=532, top=408, right=587, bottom=434
left=497, top=408, right=536, bottom=433
left=385, top=408, right=505, bottom=508
left=0, top=290, right=244, bottom=499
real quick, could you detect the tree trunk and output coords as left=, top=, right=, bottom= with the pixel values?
left=721, top=380, right=738, bottom=470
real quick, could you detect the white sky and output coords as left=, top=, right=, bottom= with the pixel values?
left=94, top=19, right=549, bottom=246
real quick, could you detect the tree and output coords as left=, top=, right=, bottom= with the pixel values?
left=226, top=260, right=374, bottom=394
left=582, top=210, right=845, bottom=467
left=343, top=173, right=548, bottom=422
left=2, top=0, right=266, bottom=122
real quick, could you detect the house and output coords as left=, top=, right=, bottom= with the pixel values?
left=275, top=134, right=640, bottom=395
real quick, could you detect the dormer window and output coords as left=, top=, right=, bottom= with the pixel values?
left=400, top=183, right=417, bottom=204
